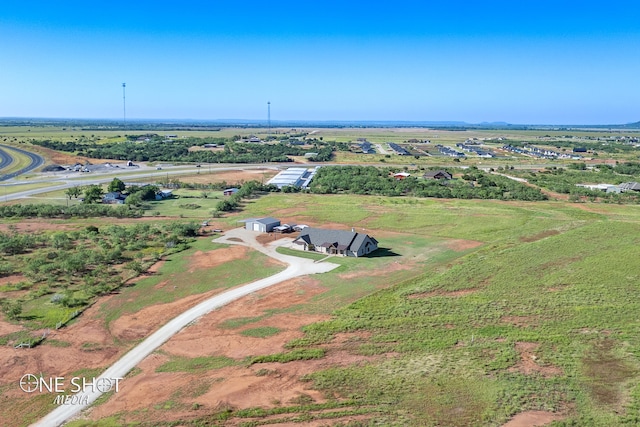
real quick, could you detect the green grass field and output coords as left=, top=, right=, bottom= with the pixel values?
left=165, top=193, right=640, bottom=426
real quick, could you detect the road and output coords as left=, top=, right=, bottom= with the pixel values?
left=374, top=143, right=389, bottom=155
left=0, top=146, right=15, bottom=171
left=0, top=164, right=279, bottom=202
left=0, top=144, right=45, bottom=181
left=32, top=228, right=338, bottom=427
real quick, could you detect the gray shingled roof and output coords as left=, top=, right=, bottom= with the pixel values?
left=293, top=228, right=376, bottom=253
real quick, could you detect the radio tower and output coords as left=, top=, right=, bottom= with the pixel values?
left=122, top=83, right=126, bottom=129
left=267, top=101, right=271, bottom=139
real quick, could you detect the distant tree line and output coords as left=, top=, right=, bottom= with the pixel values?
left=29, top=137, right=341, bottom=163
left=215, top=180, right=279, bottom=212
left=309, top=166, right=547, bottom=201
left=0, top=203, right=143, bottom=219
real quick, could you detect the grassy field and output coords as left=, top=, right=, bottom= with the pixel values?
left=156, top=192, right=640, bottom=426
left=99, top=238, right=285, bottom=327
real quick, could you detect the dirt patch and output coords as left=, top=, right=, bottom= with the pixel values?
left=187, top=246, right=249, bottom=272
left=408, top=288, right=479, bottom=299
left=501, top=315, right=539, bottom=328
left=508, top=342, right=562, bottom=377
left=161, top=277, right=328, bottom=359
left=32, top=146, right=115, bottom=166
left=0, top=274, right=28, bottom=287
left=520, top=230, right=560, bottom=243
left=443, top=239, right=484, bottom=251
left=110, top=290, right=231, bottom=341
left=501, top=411, right=564, bottom=427
left=255, top=233, right=294, bottom=245
left=581, top=338, right=637, bottom=408
left=174, top=169, right=278, bottom=186
left=0, top=220, right=79, bottom=233
left=0, top=319, right=23, bottom=336
left=0, top=299, right=123, bottom=427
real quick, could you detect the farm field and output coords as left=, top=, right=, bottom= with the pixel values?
left=0, top=193, right=632, bottom=426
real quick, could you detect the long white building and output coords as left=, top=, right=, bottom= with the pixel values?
left=267, top=167, right=319, bottom=189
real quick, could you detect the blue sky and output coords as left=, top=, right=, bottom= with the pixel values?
left=1, top=1, right=639, bottom=124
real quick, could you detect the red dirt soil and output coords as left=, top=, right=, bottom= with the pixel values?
left=501, top=411, right=564, bottom=427
left=84, top=276, right=394, bottom=425
left=0, top=220, right=79, bottom=233
left=508, top=342, right=562, bottom=377
left=175, top=169, right=278, bottom=185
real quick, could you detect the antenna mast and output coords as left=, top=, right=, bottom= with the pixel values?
left=122, top=83, right=126, bottom=129
left=267, top=101, right=271, bottom=139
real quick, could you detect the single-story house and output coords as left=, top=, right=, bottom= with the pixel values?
left=223, top=188, right=239, bottom=196
left=293, top=227, right=378, bottom=257
left=424, top=170, right=452, bottom=180
left=155, top=189, right=173, bottom=200
left=103, top=192, right=127, bottom=204
left=243, top=217, right=281, bottom=233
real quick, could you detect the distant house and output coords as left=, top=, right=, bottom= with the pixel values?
left=155, top=189, right=173, bottom=200
left=393, top=172, right=411, bottom=180
left=293, top=227, right=378, bottom=257
left=424, top=170, right=452, bottom=180
left=103, top=192, right=127, bottom=204
left=223, top=188, right=239, bottom=196
left=243, top=217, right=281, bottom=233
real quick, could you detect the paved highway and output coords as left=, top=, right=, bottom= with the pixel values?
left=0, top=144, right=45, bottom=181
left=0, top=146, right=15, bottom=171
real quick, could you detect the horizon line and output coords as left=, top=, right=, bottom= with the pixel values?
left=1, top=117, right=639, bottom=128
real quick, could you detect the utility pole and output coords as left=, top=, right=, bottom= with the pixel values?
left=267, top=101, right=271, bottom=140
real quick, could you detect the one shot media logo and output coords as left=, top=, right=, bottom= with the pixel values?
left=19, top=374, right=123, bottom=405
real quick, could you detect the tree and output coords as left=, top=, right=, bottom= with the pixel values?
left=125, top=192, right=143, bottom=206
left=108, top=177, right=126, bottom=193
left=83, top=185, right=104, bottom=204
left=0, top=298, right=22, bottom=320
left=65, top=186, right=82, bottom=199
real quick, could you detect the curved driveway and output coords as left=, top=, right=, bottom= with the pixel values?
left=32, top=229, right=338, bottom=427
